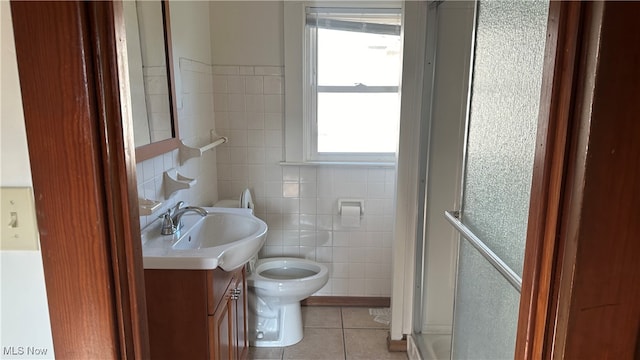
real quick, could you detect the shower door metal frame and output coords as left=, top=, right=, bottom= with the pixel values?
left=411, top=0, right=440, bottom=340
left=410, top=1, right=444, bottom=355
left=446, top=0, right=477, bottom=355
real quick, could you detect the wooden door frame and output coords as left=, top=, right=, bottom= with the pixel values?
left=548, top=2, right=640, bottom=357
left=518, top=1, right=640, bottom=358
left=515, top=2, right=584, bottom=358
left=11, top=1, right=149, bottom=358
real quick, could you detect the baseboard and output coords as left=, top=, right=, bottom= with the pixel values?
left=301, top=296, right=391, bottom=307
left=387, top=332, right=407, bottom=352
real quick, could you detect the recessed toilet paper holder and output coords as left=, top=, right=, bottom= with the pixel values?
left=338, top=199, right=364, bottom=215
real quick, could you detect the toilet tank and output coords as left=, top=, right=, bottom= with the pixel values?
left=214, top=188, right=254, bottom=211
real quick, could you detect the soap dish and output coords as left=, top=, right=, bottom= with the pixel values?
left=163, top=168, right=196, bottom=198
left=139, top=198, right=162, bottom=216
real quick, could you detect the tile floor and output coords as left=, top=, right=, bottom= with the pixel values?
left=248, top=307, right=408, bottom=360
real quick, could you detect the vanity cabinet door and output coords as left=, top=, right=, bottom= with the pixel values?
left=210, top=293, right=233, bottom=359
left=209, top=266, right=248, bottom=360
left=145, top=269, right=209, bottom=360
left=232, top=269, right=248, bottom=359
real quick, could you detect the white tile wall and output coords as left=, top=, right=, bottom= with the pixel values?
left=137, top=58, right=218, bottom=229
left=137, top=62, right=397, bottom=297
left=213, top=65, right=396, bottom=297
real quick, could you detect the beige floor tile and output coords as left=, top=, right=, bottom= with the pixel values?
left=344, top=329, right=407, bottom=360
left=248, top=346, right=284, bottom=360
left=341, top=307, right=389, bottom=329
left=283, top=328, right=345, bottom=360
left=302, top=306, right=343, bottom=328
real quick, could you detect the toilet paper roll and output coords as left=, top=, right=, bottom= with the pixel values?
left=340, top=205, right=361, bottom=228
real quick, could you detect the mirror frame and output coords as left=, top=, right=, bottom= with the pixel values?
left=134, top=0, right=180, bottom=162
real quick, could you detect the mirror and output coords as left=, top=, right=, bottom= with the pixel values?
left=123, top=0, right=179, bottom=162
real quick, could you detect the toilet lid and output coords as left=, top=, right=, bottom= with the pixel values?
left=240, top=188, right=254, bottom=210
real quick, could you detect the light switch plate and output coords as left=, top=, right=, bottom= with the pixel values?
left=1, top=187, right=40, bottom=250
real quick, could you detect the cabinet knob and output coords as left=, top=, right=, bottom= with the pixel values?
left=233, top=288, right=242, bottom=295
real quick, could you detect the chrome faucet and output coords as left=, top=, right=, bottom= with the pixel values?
left=171, top=206, right=207, bottom=231
left=159, top=202, right=207, bottom=235
left=160, top=209, right=176, bottom=235
left=171, top=201, right=185, bottom=215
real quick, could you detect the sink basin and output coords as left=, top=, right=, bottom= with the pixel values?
left=172, top=210, right=263, bottom=250
left=141, top=207, right=267, bottom=271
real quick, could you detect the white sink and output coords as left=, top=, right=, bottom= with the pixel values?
left=141, top=207, right=267, bottom=271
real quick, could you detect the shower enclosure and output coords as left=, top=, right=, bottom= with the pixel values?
left=410, top=1, right=474, bottom=358
left=412, top=0, right=550, bottom=358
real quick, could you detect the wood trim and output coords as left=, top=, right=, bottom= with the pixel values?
left=86, top=2, right=150, bottom=358
left=518, top=1, right=640, bottom=358
left=301, top=296, right=391, bottom=308
left=387, top=333, right=407, bottom=352
left=550, top=2, right=640, bottom=358
left=544, top=3, right=603, bottom=356
left=11, top=2, right=148, bottom=357
left=515, top=2, right=584, bottom=359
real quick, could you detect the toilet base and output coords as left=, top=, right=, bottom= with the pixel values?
left=250, top=301, right=303, bottom=347
left=247, top=257, right=329, bottom=348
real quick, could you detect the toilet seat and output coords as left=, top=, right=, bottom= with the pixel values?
left=248, top=257, right=328, bottom=297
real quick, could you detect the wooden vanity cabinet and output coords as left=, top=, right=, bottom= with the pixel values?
left=145, top=266, right=248, bottom=359
left=209, top=270, right=248, bottom=359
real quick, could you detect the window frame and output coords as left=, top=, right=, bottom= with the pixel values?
left=284, top=1, right=403, bottom=166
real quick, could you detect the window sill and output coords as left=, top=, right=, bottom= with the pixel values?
left=279, top=161, right=396, bottom=168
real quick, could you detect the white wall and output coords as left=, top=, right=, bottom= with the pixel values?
left=210, top=1, right=396, bottom=297
left=210, top=1, right=283, bottom=66
left=212, top=62, right=396, bottom=297
left=137, top=1, right=219, bottom=229
left=0, top=2, right=54, bottom=358
left=390, top=0, right=427, bottom=340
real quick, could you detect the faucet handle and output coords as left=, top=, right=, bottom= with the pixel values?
left=171, top=201, right=185, bottom=215
left=160, top=209, right=176, bottom=235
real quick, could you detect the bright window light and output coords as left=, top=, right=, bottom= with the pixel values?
left=306, top=8, right=402, bottom=161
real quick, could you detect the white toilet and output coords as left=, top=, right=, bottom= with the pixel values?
left=247, top=257, right=328, bottom=347
left=214, top=189, right=330, bottom=347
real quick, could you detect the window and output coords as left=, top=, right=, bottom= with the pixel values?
left=284, top=4, right=403, bottom=164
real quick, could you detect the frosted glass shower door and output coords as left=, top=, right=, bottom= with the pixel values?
left=446, top=0, right=549, bottom=359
